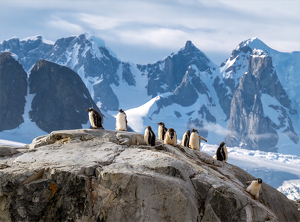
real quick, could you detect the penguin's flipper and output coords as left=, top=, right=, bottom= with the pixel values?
left=199, top=136, right=207, bottom=142
left=245, top=181, right=252, bottom=185
left=259, top=186, right=262, bottom=194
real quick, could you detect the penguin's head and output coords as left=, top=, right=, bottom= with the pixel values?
left=191, top=128, right=198, bottom=133
left=119, top=109, right=124, bottom=113
left=257, top=178, right=263, bottom=184
left=85, top=107, right=94, bottom=112
left=157, top=122, right=165, bottom=126
left=220, top=142, right=226, bottom=147
left=168, top=128, right=175, bottom=139
left=146, top=126, right=152, bottom=130
left=186, top=130, right=191, bottom=135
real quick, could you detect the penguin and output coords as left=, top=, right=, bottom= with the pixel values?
left=115, top=109, right=127, bottom=131
left=157, top=122, right=168, bottom=140
left=181, top=130, right=190, bottom=147
left=85, top=108, right=103, bottom=129
left=164, top=128, right=177, bottom=146
left=144, top=126, right=156, bottom=146
left=213, top=142, right=228, bottom=163
left=246, top=178, right=263, bottom=200
left=189, top=129, right=207, bottom=151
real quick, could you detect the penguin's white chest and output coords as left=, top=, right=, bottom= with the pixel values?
left=190, top=133, right=200, bottom=150
left=89, top=112, right=96, bottom=128
left=144, top=128, right=150, bottom=144
left=158, top=126, right=164, bottom=140
left=224, top=146, right=228, bottom=162
left=247, top=182, right=261, bottom=196
left=164, top=133, right=177, bottom=146
left=116, top=113, right=127, bottom=131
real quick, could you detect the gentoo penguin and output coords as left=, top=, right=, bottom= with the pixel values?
left=213, top=142, right=228, bottom=162
left=115, top=109, right=127, bottom=131
left=157, top=122, right=167, bottom=140
left=181, top=130, right=190, bottom=147
left=164, top=128, right=177, bottom=146
left=144, top=126, right=156, bottom=146
left=189, top=129, right=207, bottom=151
left=85, top=108, right=103, bottom=129
left=246, top=178, right=263, bottom=200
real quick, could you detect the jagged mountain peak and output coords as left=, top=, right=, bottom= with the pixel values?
left=183, top=40, right=196, bottom=51
left=20, top=35, right=54, bottom=45
left=236, top=37, right=276, bottom=55
left=179, top=40, right=210, bottom=59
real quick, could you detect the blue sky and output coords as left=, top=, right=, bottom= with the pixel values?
left=0, top=0, right=299, bottom=65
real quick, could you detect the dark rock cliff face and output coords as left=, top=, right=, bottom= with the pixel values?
left=0, top=52, right=27, bottom=131
left=213, top=76, right=234, bottom=120
left=226, top=52, right=297, bottom=151
left=28, top=60, right=100, bottom=133
left=93, top=79, right=119, bottom=111
left=121, top=62, right=136, bottom=86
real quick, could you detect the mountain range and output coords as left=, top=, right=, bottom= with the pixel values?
left=0, top=33, right=299, bottom=155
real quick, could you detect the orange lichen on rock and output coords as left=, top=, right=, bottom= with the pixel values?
left=50, top=182, right=58, bottom=197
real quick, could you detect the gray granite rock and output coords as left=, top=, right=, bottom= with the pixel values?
left=0, top=130, right=299, bottom=221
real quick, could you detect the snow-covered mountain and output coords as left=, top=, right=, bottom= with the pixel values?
left=216, top=38, right=299, bottom=154
left=1, top=35, right=300, bottom=201
left=0, top=34, right=299, bottom=155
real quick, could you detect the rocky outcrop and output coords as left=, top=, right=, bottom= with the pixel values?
left=0, top=52, right=27, bottom=131
left=1, top=129, right=299, bottom=221
left=29, top=60, right=100, bottom=133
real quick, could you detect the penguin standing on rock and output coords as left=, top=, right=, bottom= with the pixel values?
left=213, top=142, right=228, bottom=163
left=115, top=109, right=127, bottom=131
left=189, top=129, right=207, bottom=151
left=246, top=178, right=263, bottom=200
left=144, top=126, right=156, bottom=146
left=164, top=128, right=177, bottom=146
left=181, top=130, right=190, bottom=147
left=157, top=122, right=167, bottom=140
left=85, top=108, right=103, bottom=129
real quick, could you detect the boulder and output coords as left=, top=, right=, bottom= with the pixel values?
left=1, top=129, right=299, bottom=221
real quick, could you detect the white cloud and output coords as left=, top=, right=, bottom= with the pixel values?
left=47, top=17, right=84, bottom=33
left=79, top=14, right=123, bottom=30
left=115, top=28, right=189, bottom=49
left=0, top=0, right=299, bottom=64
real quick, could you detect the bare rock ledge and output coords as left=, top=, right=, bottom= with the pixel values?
left=0, top=129, right=299, bottom=221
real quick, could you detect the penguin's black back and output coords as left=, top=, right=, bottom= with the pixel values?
left=149, top=128, right=156, bottom=146
left=216, top=144, right=226, bottom=161
left=183, top=131, right=190, bottom=147
left=93, top=110, right=103, bottom=128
